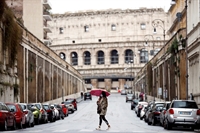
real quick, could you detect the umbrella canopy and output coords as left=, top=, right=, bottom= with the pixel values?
left=90, top=89, right=110, bottom=97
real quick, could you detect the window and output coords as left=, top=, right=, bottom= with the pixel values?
left=98, top=39, right=101, bottom=42
left=110, top=50, right=118, bottom=64
left=84, top=51, right=91, bottom=65
left=84, top=25, right=89, bottom=32
left=72, top=40, right=75, bottom=43
left=125, top=49, right=134, bottom=63
left=71, top=52, right=78, bottom=66
left=141, top=23, right=146, bottom=30
left=59, top=27, right=64, bottom=34
left=140, top=49, right=148, bottom=63
left=97, top=51, right=104, bottom=65
left=60, top=52, right=66, bottom=60
left=111, top=24, right=116, bottom=31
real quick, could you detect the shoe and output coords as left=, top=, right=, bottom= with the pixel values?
left=96, top=126, right=101, bottom=130
left=107, top=125, right=111, bottom=130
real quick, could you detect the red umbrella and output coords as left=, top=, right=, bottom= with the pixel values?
left=90, top=89, right=110, bottom=97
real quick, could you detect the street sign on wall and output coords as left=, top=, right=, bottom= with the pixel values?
left=158, top=87, right=162, bottom=95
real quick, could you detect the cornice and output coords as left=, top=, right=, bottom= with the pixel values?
left=52, top=8, right=165, bottom=18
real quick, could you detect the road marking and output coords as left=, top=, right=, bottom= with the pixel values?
left=52, top=130, right=68, bottom=132
left=27, top=130, right=43, bottom=132
left=80, top=129, right=93, bottom=132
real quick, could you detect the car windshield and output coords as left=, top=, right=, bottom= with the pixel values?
left=7, top=105, right=17, bottom=112
left=20, top=104, right=26, bottom=110
left=172, top=101, right=198, bottom=109
left=63, top=101, right=72, bottom=105
left=43, top=105, right=50, bottom=110
left=127, top=94, right=133, bottom=97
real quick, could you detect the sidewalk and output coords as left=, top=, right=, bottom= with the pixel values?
left=76, top=97, right=83, bottom=103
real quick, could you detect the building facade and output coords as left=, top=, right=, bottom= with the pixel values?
left=187, top=0, right=200, bottom=105
left=48, top=8, right=170, bottom=91
left=6, top=0, right=52, bottom=45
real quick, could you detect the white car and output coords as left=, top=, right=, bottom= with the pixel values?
left=50, top=105, right=60, bottom=120
left=140, top=104, right=148, bottom=120
left=135, top=102, right=148, bottom=117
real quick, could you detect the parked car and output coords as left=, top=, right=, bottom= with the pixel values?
left=144, top=101, right=159, bottom=123
left=135, top=102, right=148, bottom=117
left=147, top=103, right=164, bottom=125
left=50, top=105, right=60, bottom=120
left=27, top=104, right=42, bottom=125
left=84, top=92, right=92, bottom=100
left=140, top=104, right=148, bottom=120
left=53, top=104, right=65, bottom=120
left=131, top=99, right=139, bottom=110
left=164, top=100, right=200, bottom=130
left=60, top=104, right=68, bottom=117
left=61, top=101, right=75, bottom=113
left=33, top=103, right=48, bottom=124
left=19, top=103, right=34, bottom=127
left=126, top=94, right=134, bottom=102
left=121, top=90, right=127, bottom=95
left=6, top=103, right=26, bottom=129
left=65, top=98, right=77, bottom=110
left=0, top=102, right=16, bottom=131
left=43, top=103, right=56, bottom=122
left=159, top=101, right=171, bottom=126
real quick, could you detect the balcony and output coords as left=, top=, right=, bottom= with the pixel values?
left=43, top=11, right=52, bottom=21
left=43, top=0, right=51, bottom=9
left=43, top=26, right=52, bottom=33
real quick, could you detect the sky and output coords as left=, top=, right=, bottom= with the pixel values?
left=49, top=0, right=172, bottom=14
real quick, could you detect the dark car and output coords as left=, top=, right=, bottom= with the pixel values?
left=6, top=103, right=26, bottom=129
left=19, top=103, right=34, bottom=127
left=0, top=102, right=16, bottom=131
left=43, top=104, right=56, bottom=122
left=131, top=99, right=139, bottom=110
left=84, top=92, right=92, bottom=100
left=146, top=102, right=165, bottom=125
left=65, top=98, right=77, bottom=110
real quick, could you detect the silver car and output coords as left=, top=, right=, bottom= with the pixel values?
left=164, top=100, right=200, bottom=130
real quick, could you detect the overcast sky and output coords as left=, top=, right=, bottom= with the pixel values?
left=49, top=0, right=172, bottom=14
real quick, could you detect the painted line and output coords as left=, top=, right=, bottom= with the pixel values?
left=52, top=130, right=68, bottom=132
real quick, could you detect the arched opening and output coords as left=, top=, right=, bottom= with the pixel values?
left=83, top=51, right=91, bottom=65
left=71, top=52, right=78, bottom=66
left=110, top=50, right=118, bottom=64
left=97, top=51, right=104, bottom=64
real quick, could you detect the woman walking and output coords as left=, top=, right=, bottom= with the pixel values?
left=96, top=91, right=110, bottom=130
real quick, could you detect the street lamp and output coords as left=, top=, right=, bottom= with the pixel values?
left=144, top=34, right=155, bottom=55
left=152, top=19, right=167, bottom=101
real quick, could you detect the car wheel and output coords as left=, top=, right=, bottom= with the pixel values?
left=18, top=120, right=23, bottom=129
left=147, top=118, right=151, bottom=125
left=27, top=120, right=31, bottom=127
left=75, top=107, right=77, bottom=110
left=12, top=119, right=17, bottom=130
left=152, top=117, right=156, bottom=125
left=31, top=120, right=34, bottom=127
left=35, top=118, right=40, bottom=125
left=131, top=107, right=133, bottom=110
left=166, top=119, right=172, bottom=130
left=3, top=120, right=8, bottom=131
left=140, top=117, right=143, bottom=120
left=71, top=110, right=74, bottom=113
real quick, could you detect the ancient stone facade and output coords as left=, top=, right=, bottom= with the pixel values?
left=48, top=8, right=170, bottom=91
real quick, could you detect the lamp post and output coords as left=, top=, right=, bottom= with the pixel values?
left=171, top=0, right=188, bottom=99
left=144, top=34, right=155, bottom=55
left=152, top=19, right=166, bottom=101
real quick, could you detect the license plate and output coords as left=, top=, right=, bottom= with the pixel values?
left=179, top=111, right=191, bottom=115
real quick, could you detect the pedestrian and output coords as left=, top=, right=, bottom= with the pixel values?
left=96, top=91, right=111, bottom=130
left=81, top=91, right=83, bottom=99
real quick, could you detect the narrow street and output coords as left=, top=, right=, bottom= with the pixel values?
left=5, top=93, right=197, bottom=133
